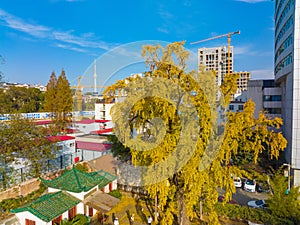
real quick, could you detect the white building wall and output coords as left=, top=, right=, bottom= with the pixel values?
left=14, top=212, right=48, bottom=225
left=247, top=80, right=264, bottom=118
left=95, top=103, right=114, bottom=121
left=112, top=180, right=118, bottom=190
left=275, top=0, right=300, bottom=186
left=14, top=202, right=84, bottom=225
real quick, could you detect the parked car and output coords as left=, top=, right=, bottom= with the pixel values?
left=233, top=177, right=242, bottom=188
left=247, top=199, right=268, bottom=209
left=244, top=179, right=256, bottom=192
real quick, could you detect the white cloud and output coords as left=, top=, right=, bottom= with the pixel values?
left=0, top=8, right=112, bottom=52
left=235, top=0, right=269, bottom=3
left=0, top=9, right=50, bottom=38
left=157, top=27, right=169, bottom=34
left=54, top=43, right=87, bottom=52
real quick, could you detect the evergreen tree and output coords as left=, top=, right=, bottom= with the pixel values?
left=56, top=69, right=73, bottom=128
left=104, top=42, right=287, bottom=225
left=44, top=71, right=57, bottom=114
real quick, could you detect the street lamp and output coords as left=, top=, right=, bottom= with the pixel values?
left=283, top=163, right=291, bottom=193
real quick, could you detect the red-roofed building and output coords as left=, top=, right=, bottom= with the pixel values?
left=70, top=119, right=112, bottom=135
left=90, top=128, right=113, bottom=135
left=75, top=141, right=112, bottom=161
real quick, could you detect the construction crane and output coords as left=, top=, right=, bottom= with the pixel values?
left=71, top=76, right=107, bottom=112
left=191, top=30, right=240, bottom=74
left=71, top=60, right=107, bottom=112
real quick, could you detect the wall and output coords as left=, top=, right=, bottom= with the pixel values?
left=0, top=179, right=40, bottom=201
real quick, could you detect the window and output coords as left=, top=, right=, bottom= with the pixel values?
left=52, top=215, right=62, bottom=225
left=68, top=206, right=77, bottom=220
left=264, top=108, right=282, bottom=114
left=238, top=105, right=244, bottom=111
left=263, top=95, right=282, bottom=101
left=275, top=53, right=293, bottom=73
left=88, top=207, right=93, bottom=217
left=275, top=15, right=293, bottom=47
left=25, top=219, right=36, bottom=225
left=229, top=105, right=234, bottom=110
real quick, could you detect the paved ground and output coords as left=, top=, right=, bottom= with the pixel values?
left=218, top=186, right=269, bottom=206
left=232, top=188, right=268, bottom=206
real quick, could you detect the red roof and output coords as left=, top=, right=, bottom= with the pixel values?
left=32, top=120, right=53, bottom=125
left=90, top=128, right=113, bottom=134
left=47, top=135, right=75, bottom=142
left=75, top=119, right=111, bottom=124
left=66, top=128, right=81, bottom=133
left=95, top=119, right=111, bottom=123
left=76, top=141, right=112, bottom=151
left=75, top=119, right=95, bottom=124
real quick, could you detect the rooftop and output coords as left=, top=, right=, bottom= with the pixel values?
left=11, top=191, right=80, bottom=222
left=40, top=166, right=117, bottom=193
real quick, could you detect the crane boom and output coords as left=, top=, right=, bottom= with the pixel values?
left=190, top=30, right=240, bottom=75
left=190, top=31, right=240, bottom=45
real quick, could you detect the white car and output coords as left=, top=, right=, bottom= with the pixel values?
left=247, top=199, right=267, bottom=208
left=233, top=177, right=242, bottom=188
left=244, top=179, right=256, bottom=192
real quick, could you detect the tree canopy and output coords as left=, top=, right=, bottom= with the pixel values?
left=44, top=70, right=73, bottom=131
left=0, top=87, right=44, bottom=114
left=104, top=42, right=287, bottom=225
left=0, top=116, right=57, bottom=188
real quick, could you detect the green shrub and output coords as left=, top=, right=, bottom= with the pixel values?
left=72, top=214, right=89, bottom=225
left=214, top=203, right=294, bottom=225
left=0, top=183, right=47, bottom=212
left=74, top=163, right=89, bottom=173
left=108, top=189, right=122, bottom=199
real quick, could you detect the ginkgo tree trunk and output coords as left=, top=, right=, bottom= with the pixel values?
left=104, top=42, right=287, bottom=225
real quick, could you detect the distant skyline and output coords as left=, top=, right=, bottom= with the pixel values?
left=0, top=0, right=275, bottom=87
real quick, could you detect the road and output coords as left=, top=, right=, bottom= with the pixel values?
left=218, top=187, right=269, bottom=206
left=232, top=188, right=269, bottom=206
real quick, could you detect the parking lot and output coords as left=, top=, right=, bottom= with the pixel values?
left=232, top=187, right=269, bottom=206
left=218, top=185, right=269, bottom=206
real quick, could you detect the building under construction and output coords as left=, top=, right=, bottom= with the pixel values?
left=198, top=46, right=233, bottom=87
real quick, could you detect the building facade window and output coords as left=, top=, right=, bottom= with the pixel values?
left=275, top=15, right=294, bottom=47
left=275, top=34, right=293, bottom=61
left=275, top=53, right=293, bottom=73
left=275, top=0, right=287, bottom=21
left=264, top=108, right=282, bottom=114
left=263, top=95, right=282, bottom=101
left=52, top=215, right=62, bottom=225
left=275, top=0, right=295, bottom=33
left=238, top=105, right=244, bottom=111
left=68, top=206, right=77, bottom=220
left=25, top=219, right=36, bottom=225
left=229, top=105, right=234, bottom=110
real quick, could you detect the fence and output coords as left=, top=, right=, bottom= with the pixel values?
left=0, top=148, right=111, bottom=190
left=0, top=152, right=82, bottom=190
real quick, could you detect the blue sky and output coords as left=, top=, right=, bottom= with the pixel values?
left=0, top=0, right=275, bottom=87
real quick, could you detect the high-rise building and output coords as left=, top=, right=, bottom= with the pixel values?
left=198, top=46, right=233, bottom=86
left=274, top=0, right=300, bottom=185
left=198, top=47, right=251, bottom=99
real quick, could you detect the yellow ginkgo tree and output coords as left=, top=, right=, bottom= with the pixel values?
left=104, top=41, right=287, bottom=225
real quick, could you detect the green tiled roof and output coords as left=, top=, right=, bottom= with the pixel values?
left=11, top=191, right=80, bottom=222
left=40, top=167, right=117, bottom=193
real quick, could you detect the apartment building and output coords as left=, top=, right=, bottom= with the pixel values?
left=198, top=46, right=233, bottom=86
